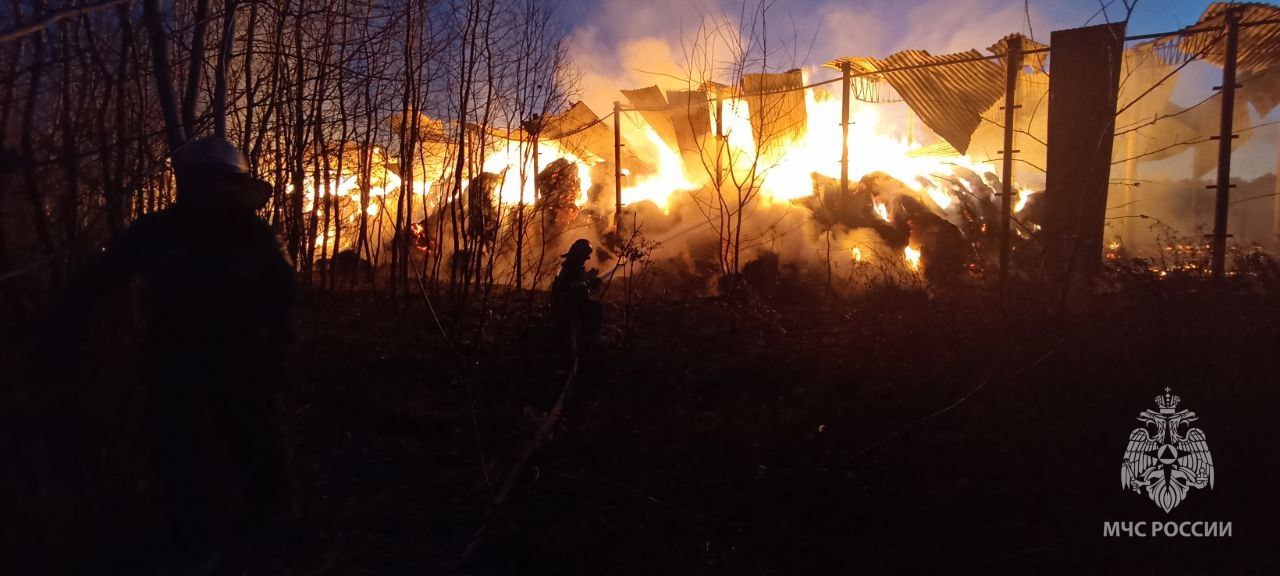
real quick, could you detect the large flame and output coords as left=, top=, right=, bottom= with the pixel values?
left=624, top=125, right=699, bottom=212
left=288, top=74, right=1037, bottom=277
left=293, top=134, right=599, bottom=259
left=619, top=74, right=1011, bottom=216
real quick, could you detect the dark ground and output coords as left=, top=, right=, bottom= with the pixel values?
left=5, top=271, right=1280, bottom=575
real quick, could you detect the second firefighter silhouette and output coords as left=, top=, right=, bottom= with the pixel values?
left=58, top=136, right=295, bottom=571
left=550, top=239, right=603, bottom=339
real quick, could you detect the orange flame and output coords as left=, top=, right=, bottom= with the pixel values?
left=873, top=200, right=891, bottom=223
left=904, top=245, right=922, bottom=272
left=624, top=72, right=1017, bottom=214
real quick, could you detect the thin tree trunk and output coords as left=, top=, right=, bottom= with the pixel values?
left=19, top=2, right=57, bottom=272
left=180, top=0, right=210, bottom=137
left=141, top=0, right=186, bottom=152
left=212, top=0, right=237, bottom=137
left=59, top=20, right=80, bottom=272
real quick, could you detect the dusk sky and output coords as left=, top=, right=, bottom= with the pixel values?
left=560, top=0, right=1219, bottom=76
left=560, top=0, right=1223, bottom=110
left=558, top=0, right=1275, bottom=180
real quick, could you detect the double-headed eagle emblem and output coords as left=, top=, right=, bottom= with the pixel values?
left=1121, top=388, right=1214, bottom=513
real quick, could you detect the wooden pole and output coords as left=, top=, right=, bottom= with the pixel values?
left=1211, top=6, right=1241, bottom=279
left=517, top=123, right=537, bottom=290
left=1274, top=126, right=1280, bottom=252
left=1122, top=131, right=1137, bottom=244
left=907, top=109, right=915, bottom=149
left=715, top=90, right=724, bottom=197
left=531, top=133, right=540, bottom=197
left=999, top=36, right=1022, bottom=284
left=614, top=101, right=623, bottom=231
left=840, top=62, right=851, bottom=197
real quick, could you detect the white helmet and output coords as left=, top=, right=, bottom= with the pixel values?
left=174, top=136, right=251, bottom=176
left=173, top=136, right=271, bottom=210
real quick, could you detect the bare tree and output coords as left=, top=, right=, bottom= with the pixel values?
left=677, top=0, right=800, bottom=275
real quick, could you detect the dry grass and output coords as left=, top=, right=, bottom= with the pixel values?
left=3, top=269, right=1279, bottom=574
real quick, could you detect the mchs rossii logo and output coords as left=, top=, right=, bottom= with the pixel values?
left=1105, top=389, right=1229, bottom=538
left=1121, top=388, right=1215, bottom=513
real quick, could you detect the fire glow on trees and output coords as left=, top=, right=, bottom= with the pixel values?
left=285, top=73, right=1045, bottom=284
left=292, top=134, right=596, bottom=258
left=268, top=26, right=1055, bottom=289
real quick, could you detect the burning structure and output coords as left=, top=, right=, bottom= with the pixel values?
left=249, top=2, right=1280, bottom=295
left=308, top=41, right=1048, bottom=292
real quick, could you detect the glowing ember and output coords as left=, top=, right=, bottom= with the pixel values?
left=411, top=221, right=429, bottom=252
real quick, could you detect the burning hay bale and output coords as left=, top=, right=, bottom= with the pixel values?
left=467, top=172, right=502, bottom=244
left=800, top=171, right=976, bottom=284
left=802, top=172, right=907, bottom=245
left=536, top=158, right=582, bottom=231
left=326, top=249, right=375, bottom=287
left=717, top=251, right=783, bottom=301
left=410, top=219, right=435, bottom=254
left=445, top=172, right=503, bottom=280
left=896, top=195, right=970, bottom=284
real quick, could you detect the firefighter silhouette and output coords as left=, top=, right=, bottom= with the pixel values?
left=550, top=238, right=603, bottom=340
left=59, top=136, right=295, bottom=570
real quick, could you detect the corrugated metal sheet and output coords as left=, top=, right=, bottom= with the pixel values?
left=825, top=49, right=1005, bottom=154
left=388, top=112, right=451, bottom=177
left=828, top=57, right=903, bottom=102
left=665, top=89, right=713, bottom=166
left=905, top=142, right=959, bottom=158
left=988, top=33, right=1049, bottom=71
left=1151, top=36, right=1195, bottom=66
left=1180, top=2, right=1280, bottom=74
left=854, top=76, right=902, bottom=103
left=540, top=101, right=615, bottom=162
left=741, top=70, right=808, bottom=152
left=1113, top=41, right=1185, bottom=166
left=1110, top=40, right=1254, bottom=175
left=621, top=85, right=680, bottom=152
left=1149, top=2, right=1279, bottom=176
left=1240, top=66, right=1280, bottom=115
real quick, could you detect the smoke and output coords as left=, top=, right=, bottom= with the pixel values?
left=566, top=0, right=1073, bottom=115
